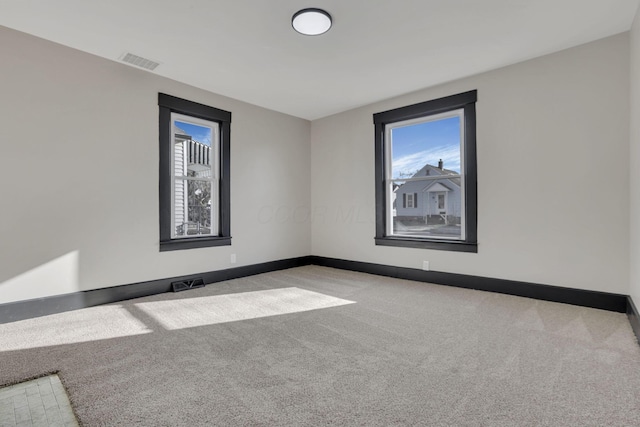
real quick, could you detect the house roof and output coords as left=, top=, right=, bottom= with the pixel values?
left=424, top=181, right=454, bottom=192
left=175, top=126, right=190, bottom=139
left=403, top=163, right=462, bottom=187
left=412, top=164, right=461, bottom=187
left=413, top=164, right=458, bottom=178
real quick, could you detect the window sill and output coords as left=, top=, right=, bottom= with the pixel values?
left=160, top=236, right=231, bottom=252
left=375, top=236, right=477, bottom=253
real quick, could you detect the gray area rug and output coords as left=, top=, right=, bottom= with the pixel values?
left=1, top=266, right=639, bottom=426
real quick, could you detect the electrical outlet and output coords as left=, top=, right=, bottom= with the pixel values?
left=422, top=261, right=430, bottom=271
left=230, top=253, right=237, bottom=264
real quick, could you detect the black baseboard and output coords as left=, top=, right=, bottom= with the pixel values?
left=628, top=297, right=640, bottom=345
left=309, top=256, right=628, bottom=313
left=0, top=254, right=630, bottom=324
left=0, top=256, right=312, bottom=324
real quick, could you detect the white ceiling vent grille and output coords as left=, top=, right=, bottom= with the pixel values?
left=120, top=52, right=160, bottom=71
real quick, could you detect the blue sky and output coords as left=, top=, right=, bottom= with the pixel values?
left=175, top=121, right=212, bottom=146
left=391, top=116, right=460, bottom=179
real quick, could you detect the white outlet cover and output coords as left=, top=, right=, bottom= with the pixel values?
left=422, top=261, right=430, bottom=271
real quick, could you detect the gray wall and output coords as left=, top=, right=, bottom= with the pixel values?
left=1, top=24, right=635, bottom=305
left=631, top=8, right=640, bottom=305
left=311, top=33, right=630, bottom=294
left=0, top=26, right=311, bottom=304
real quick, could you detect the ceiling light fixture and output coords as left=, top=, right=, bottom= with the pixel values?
left=292, top=8, right=332, bottom=36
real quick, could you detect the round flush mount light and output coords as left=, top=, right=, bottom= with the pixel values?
left=292, top=8, right=332, bottom=36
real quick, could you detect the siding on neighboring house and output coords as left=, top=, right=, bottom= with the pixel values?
left=174, top=139, right=187, bottom=229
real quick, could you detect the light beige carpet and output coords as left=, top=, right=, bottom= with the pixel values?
left=1, top=266, right=639, bottom=426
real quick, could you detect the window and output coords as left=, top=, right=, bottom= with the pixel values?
left=404, top=193, right=417, bottom=208
left=159, top=94, right=231, bottom=251
left=374, top=90, right=477, bottom=252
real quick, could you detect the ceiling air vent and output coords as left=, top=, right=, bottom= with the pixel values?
left=120, top=52, right=160, bottom=71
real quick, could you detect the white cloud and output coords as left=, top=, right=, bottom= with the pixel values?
left=392, top=145, right=460, bottom=178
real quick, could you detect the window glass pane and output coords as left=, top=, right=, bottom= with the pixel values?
left=171, top=115, right=219, bottom=239
left=174, top=180, right=214, bottom=237
left=173, top=120, right=215, bottom=178
left=389, top=114, right=463, bottom=240
left=391, top=115, right=461, bottom=179
left=393, top=177, right=462, bottom=239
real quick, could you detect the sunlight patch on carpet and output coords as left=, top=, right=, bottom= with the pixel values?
left=0, top=306, right=152, bottom=352
left=135, top=287, right=355, bottom=330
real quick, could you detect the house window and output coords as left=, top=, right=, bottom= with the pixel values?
left=159, top=94, right=231, bottom=251
left=373, top=90, right=477, bottom=252
left=405, top=193, right=416, bottom=208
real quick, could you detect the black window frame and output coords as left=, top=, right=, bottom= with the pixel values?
left=159, top=93, right=231, bottom=251
left=373, top=90, right=477, bottom=253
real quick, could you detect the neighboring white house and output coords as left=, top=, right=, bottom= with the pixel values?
left=394, top=160, right=462, bottom=225
left=174, top=127, right=213, bottom=236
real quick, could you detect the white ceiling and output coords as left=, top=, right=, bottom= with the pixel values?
left=1, top=0, right=638, bottom=120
